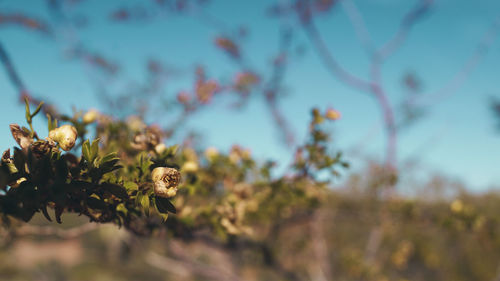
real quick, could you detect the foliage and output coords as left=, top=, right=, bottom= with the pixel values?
left=0, top=100, right=345, bottom=239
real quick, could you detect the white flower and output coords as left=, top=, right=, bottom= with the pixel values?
left=152, top=167, right=181, bottom=198
left=49, top=125, right=78, bottom=151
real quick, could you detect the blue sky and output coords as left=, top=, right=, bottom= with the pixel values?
left=1, top=0, right=500, bottom=191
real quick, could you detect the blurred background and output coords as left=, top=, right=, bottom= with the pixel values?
left=1, top=0, right=500, bottom=280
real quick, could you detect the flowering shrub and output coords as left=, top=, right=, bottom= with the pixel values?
left=0, top=99, right=345, bottom=238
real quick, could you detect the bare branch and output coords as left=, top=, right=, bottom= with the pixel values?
left=12, top=223, right=103, bottom=239
left=340, top=0, right=374, bottom=55
left=302, top=20, right=372, bottom=92
left=376, top=0, right=433, bottom=61
left=412, top=14, right=500, bottom=106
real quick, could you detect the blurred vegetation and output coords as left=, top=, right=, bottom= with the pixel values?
left=1, top=0, right=500, bottom=280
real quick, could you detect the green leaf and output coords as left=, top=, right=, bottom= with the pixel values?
left=31, top=101, right=44, bottom=118
left=87, top=196, right=106, bottom=210
left=101, top=183, right=128, bottom=200
left=90, top=139, right=99, bottom=162
left=40, top=205, right=52, bottom=222
left=123, top=181, right=138, bottom=191
left=55, top=205, right=64, bottom=224
left=138, top=153, right=152, bottom=176
left=13, top=147, right=26, bottom=174
left=101, top=152, right=118, bottom=164
left=159, top=213, right=168, bottom=222
left=116, top=203, right=127, bottom=215
left=83, top=139, right=100, bottom=165
left=82, top=139, right=91, bottom=163
left=47, top=114, right=57, bottom=132
left=167, top=144, right=179, bottom=155
left=140, top=194, right=150, bottom=213
left=155, top=197, right=176, bottom=214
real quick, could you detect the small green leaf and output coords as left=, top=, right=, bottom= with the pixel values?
left=140, top=194, right=150, bottom=213
left=155, top=197, right=176, bottom=214
left=90, top=139, right=99, bottom=162
left=159, top=213, right=168, bottom=222
left=123, top=181, right=138, bottom=191
left=31, top=101, right=44, bottom=118
left=87, top=197, right=106, bottom=210
left=167, top=144, right=179, bottom=155
left=13, top=147, right=26, bottom=174
left=40, top=205, right=52, bottom=222
left=55, top=205, right=64, bottom=224
left=101, top=183, right=128, bottom=200
left=82, top=140, right=91, bottom=163
left=116, top=203, right=127, bottom=215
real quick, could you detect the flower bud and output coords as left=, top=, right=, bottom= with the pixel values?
left=83, top=109, right=99, bottom=123
left=325, top=108, right=341, bottom=120
left=204, top=147, right=219, bottom=161
left=152, top=167, right=181, bottom=198
left=155, top=143, right=167, bottom=154
left=241, top=149, right=251, bottom=160
left=48, top=125, right=78, bottom=151
left=182, top=161, right=198, bottom=173
left=126, top=115, right=146, bottom=132
left=450, top=199, right=464, bottom=213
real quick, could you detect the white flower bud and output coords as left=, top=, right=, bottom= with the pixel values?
left=204, top=147, right=219, bottom=161
left=325, top=108, right=341, bottom=120
left=155, top=143, right=167, bottom=154
left=83, top=109, right=99, bottom=123
left=181, top=161, right=198, bottom=173
left=49, top=125, right=78, bottom=151
left=152, top=167, right=181, bottom=198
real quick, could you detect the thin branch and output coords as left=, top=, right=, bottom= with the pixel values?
left=12, top=223, right=103, bottom=239
left=146, top=241, right=243, bottom=281
left=302, top=20, right=372, bottom=92
left=376, top=0, right=433, bottom=61
left=340, top=0, right=374, bottom=55
left=411, top=14, right=500, bottom=106
left=0, top=41, right=28, bottom=98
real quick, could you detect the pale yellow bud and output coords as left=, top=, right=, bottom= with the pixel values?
left=241, top=149, right=251, bottom=160
left=182, top=161, right=198, bottom=173
left=83, top=109, right=99, bottom=123
left=229, top=151, right=240, bottom=164
left=450, top=199, right=464, bottom=213
left=126, top=115, right=146, bottom=132
left=204, top=147, right=219, bottom=161
left=152, top=167, right=181, bottom=198
left=325, top=108, right=341, bottom=120
left=155, top=143, right=167, bottom=154
left=48, top=125, right=78, bottom=151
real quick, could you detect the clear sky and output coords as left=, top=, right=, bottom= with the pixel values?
left=1, top=0, right=499, bottom=191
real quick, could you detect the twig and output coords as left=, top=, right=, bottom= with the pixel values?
left=340, top=0, right=374, bottom=55
left=147, top=241, right=243, bottom=281
left=376, top=0, right=433, bottom=61
left=302, top=20, right=372, bottom=92
left=411, top=14, right=500, bottom=106
left=13, top=223, right=104, bottom=239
